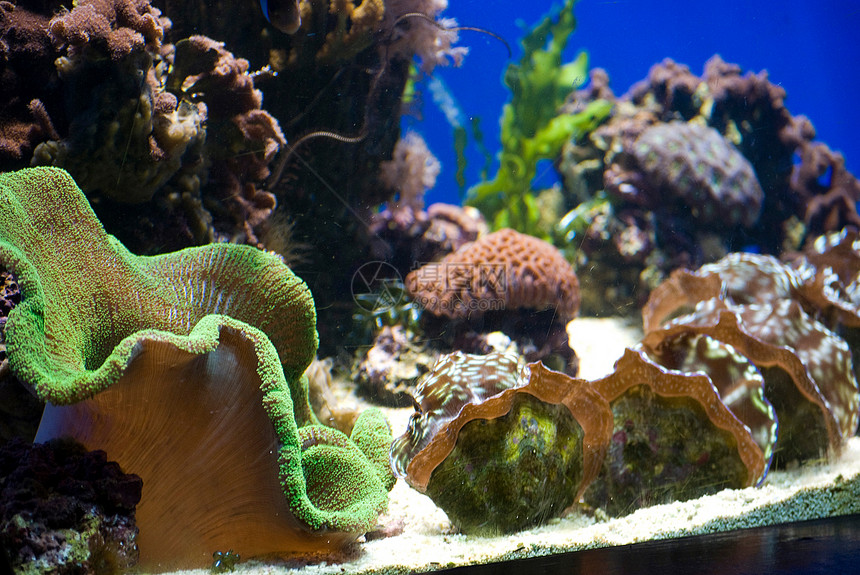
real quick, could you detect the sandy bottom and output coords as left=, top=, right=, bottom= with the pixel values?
left=161, top=318, right=860, bottom=575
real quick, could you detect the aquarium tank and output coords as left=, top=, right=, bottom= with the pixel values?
left=1, top=0, right=859, bottom=573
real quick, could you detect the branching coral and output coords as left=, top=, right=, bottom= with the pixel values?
left=0, top=1, right=288, bottom=253
left=49, top=0, right=165, bottom=60
left=34, top=0, right=191, bottom=205
left=168, top=35, right=285, bottom=246
left=379, top=130, right=441, bottom=226
left=0, top=167, right=393, bottom=569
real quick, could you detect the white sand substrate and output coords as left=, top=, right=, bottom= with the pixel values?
left=161, top=317, right=860, bottom=575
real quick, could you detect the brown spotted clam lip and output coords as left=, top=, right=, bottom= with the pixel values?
left=391, top=234, right=860, bottom=530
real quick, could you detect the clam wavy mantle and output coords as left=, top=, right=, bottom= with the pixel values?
left=0, top=167, right=394, bottom=570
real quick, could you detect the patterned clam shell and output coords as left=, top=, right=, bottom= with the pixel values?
left=389, top=351, right=612, bottom=516
left=640, top=330, right=777, bottom=468
left=643, top=252, right=860, bottom=465
left=582, top=348, right=768, bottom=515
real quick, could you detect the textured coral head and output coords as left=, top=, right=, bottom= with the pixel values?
left=405, top=228, right=580, bottom=321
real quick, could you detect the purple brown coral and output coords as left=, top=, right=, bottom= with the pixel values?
left=629, top=122, right=764, bottom=228
left=558, top=55, right=860, bottom=316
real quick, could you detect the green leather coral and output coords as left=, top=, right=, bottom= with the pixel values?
left=0, top=167, right=393, bottom=569
left=466, top=0, right=611, bottom=236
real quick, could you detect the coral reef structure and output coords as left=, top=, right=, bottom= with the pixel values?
left=163, top=0, right=468, bottom=353
left=0, top=264, right=41, bottom=445
left=0, top=0, right=285, bottom=253
left=0, top=167, right=393, bottom=569
left=354, top=324, right=438, bottom=406
left=34, top=0, right=195, bottom=204
left=0, top=3, right=60, bottom=166
left=0, top=438, right=142, bottom=575
left=557, top=56, right=860, bottom=315
left=369, top=202, right=488, bottom=280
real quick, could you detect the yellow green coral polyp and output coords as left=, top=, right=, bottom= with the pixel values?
left=425, top=395, right=585, bottom=535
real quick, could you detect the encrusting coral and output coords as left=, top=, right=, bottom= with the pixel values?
left=0, top=438, right=142, bottom=574
left=0, top=167, right=394, bottom=570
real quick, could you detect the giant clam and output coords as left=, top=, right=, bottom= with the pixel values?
left=581, top=347, right=770, bottom=515
left=391, top=237, right=860, bottom=531
left=390, top=351, right=611, bottom=534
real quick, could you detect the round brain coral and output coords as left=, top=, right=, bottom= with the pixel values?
left=632, top=122, right=764, bottom=228
left=405, top=228, right=580, bottom=321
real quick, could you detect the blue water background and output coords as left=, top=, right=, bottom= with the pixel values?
left=406, top=0, right=860, bottom=207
